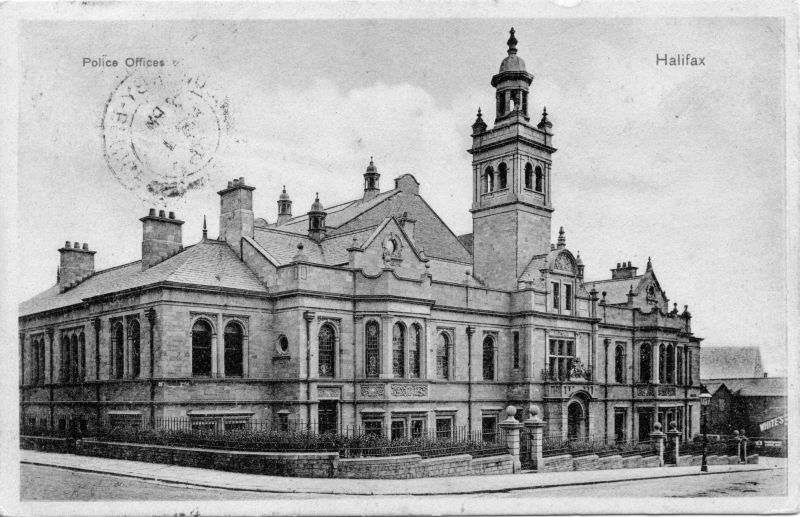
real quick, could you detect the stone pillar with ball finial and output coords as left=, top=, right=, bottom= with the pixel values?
left=666, top=420, right=681, bottom=466
left=499, top=405, right=524, bottom=472
left=523, top=404, right=546, bottom=471
left=650, top=421, right=666, bottom=467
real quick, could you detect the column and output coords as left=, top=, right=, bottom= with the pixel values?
left=19, top=333, right=26, bottom=386
left=499, top=405, right=523, bottom=473
left=380, top=316, right=393, bottom=379
left=524, top=405, right=545, bottom=471
left=652, top=343, right=659, bottom=384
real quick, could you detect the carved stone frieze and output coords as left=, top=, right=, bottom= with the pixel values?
left=390, top=383, right=428, bottom=398
left=360, top=383, right=385, bottom=398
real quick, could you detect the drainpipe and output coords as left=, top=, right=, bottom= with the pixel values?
left=304, top=311, right=315, bottom=428
left=466, top=325, right=475, bottom=434
left=604, top=339, right=609, bottom=442
left=47, top=328, right=54, bottom=427
left=146, top=308, right=156, bottom=427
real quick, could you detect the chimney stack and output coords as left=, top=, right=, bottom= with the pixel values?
left=57, top=241, right=96, bottom=292
left=140, top=209, right=184, bottom=270
left=218, top=177, right=255, bottom=257
left=611, top=260, right=638, bottom=280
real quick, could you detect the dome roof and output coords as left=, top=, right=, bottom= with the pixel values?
left=499, top=54, right=527, bottom=73
left=310, top=193, right=324, bottom=213
left=279, top=186, right=291, bottom=201
left=365, top=157, right=378, bottom=175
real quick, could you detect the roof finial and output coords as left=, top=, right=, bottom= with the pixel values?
left=646, top=256, right=653, bottom=271
left=472, top=107, right=487, bottom=134
left=202, top=215, right=207, bottom=239
left=538, top=106, right=552, bottom=130
left=557, top=226, right=566, bottom=248
left=507, top=27, right=518, bottom=55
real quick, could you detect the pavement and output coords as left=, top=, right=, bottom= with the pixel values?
left=20, top=450, right=779, bottom=496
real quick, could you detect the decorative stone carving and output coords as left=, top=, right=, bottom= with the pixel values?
left=318, top=386, right=341, bottom=400
left=360, top=383, right=385, bottom=398
left=658, top=385, right=676, bottom=396
left=636, top=385, right=655, bottom=396
left=554, top=253, right=574, bottom=273
left=390, top=383, right=428, bottom=398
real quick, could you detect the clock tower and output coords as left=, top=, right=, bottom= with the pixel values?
left=469, top=28, right=557, bottom=290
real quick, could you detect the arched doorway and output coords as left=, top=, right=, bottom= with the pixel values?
left=567, top=400, right=587, bottom=440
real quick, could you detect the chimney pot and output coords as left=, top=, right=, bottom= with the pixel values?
left=168, top=211, right=175, bottom=219
left=82, top=243, right=88, bottom=250
left=158, top=209, right=166, bottom=218
left=65, top=241, right=71, bottom=248
left=228, top=181, right=233, bottom=188
left=617, top=262, right=621, bottom=268
left=239, top=176, right=245, bottom=183
left=73, top=242, right=80, bottom=249
left=149, top=208, right=156, bottom=216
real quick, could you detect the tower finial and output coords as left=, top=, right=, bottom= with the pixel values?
left=202, top=215, right=207, bottom=239
left=647, top=256, right=653, bottom=271
left=507, top=27, right=518, bottom=55
left=557, top=226, right=566, bottom=248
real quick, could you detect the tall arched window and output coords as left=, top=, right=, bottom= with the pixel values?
left=70, top=334, right=78, bottom=382
left=37, top=339, right=45, bottom=384
left=436, top=332, right=450, bottom=379
left=79, top=332, right=86, bottom=381
left=659, top=344, right=666, bottom=383
left=365, top=321, right=380, bottom=378
left=482, top=336, right=495, bottom=381
left=410, top=324, right=421, bottom=378
left=224, top=322, right=244, bottom=377
left=60, top=335, right=68, bottom=381
left=318, top=324, right=335, bottom=378
left=615, top=344, right=626, bottom=383
left=191, top=320, right=212, bottom=377
left=112, top=324, right=124, bottom=379
left=534, top=165, right=543, bottom=192
left=676, top=347, right=684, bottom=385
left=525, top=163, right=533, bottom=189
left=639, top=343, right=651, bottom=383
left=392, top=322, right=405, bottom=378
left=485, top=166, right=494, bottom=192
left=497, top=162, right=508, bottom=190
left=129, top=321, right=141, bottom=379
left=666, top=344, right=675, bottom=384
left=31, top=339, right=39, bottom=385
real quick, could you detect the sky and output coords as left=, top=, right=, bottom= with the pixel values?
left=18, top=18, right=787, bottom=375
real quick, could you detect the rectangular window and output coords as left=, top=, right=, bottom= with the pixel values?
left=565, top=284, right=572, bottom=310
left=552, top=282, right=560, bottom=309
left=481, top=415, right=498, bottom=443
left=547, top=339, right=576, bottom=381
left=363, top=418, right=383, bottom=437
left=278, top=413, right=289, bottom=432
left=391, top=419, right=406, bottom=441
left=365, top=322, right=380, bottom=378
left=687, top=351, right=693, bottom=385
left=512, top=332, right=520, bottom=369
left=411, top=418, right=425, bottom=440
left=614, top=409, right=627, bottom=443
left=435, top=416, right=453, bottom=440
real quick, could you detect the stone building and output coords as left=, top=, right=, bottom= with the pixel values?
left=19, top=29, right=703, bottom=443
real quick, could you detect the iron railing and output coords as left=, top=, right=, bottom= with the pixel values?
left=537, top=432, right=657, bottom=458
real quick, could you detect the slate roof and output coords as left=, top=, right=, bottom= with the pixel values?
left=586, top=276, right=642, bottom=304
left=252, top=226, right=378, bottom=266
left=700, top=346, right=764, bottom=379
left=705, top=377, right=787, bottom=398
left=19, top=240, right=266, bottom=317
left=269, top=186, right=472, bottom=264
left=457, top=233, right=474, bottom=255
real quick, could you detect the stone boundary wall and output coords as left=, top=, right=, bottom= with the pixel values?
left=21, top=436, right=512, bottom=479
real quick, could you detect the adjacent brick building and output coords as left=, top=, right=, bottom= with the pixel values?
left=19, top=29, right=703, bottom=443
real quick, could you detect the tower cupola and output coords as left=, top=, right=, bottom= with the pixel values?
left=277, top=185, right=293, bottom=224
left=491, top=28, right=534, bottom=125
left=308, top=192, right=326, bottom=242
left=363, top=157, right=380, bottom=201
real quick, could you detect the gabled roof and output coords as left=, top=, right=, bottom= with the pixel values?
left=705, top=377, right=786, bottom=398
left=266, top=182, right=472, bottom=264
left=701, top=346, right=764, bottom=379
left=19, top=240, right=266, bottom=317
left=252, top=226, right=378, bottom=267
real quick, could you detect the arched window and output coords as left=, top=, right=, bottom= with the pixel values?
left=410, top=324, right=421, bottom=378
left=392, top=322, right=405, bottom=378
left=485, top=166, right=494, bottom=192
left=497, top=162, right=508, bottom=190
left=482, top=336, right=495, bottom=381
left=70, top=334, right=78, bottom=382
left=191, top=320, right=212, bottom=377
left=365, top=321, right=380, bottom=378
left=534, top=165, right=543, bottom=192
left=129, top=321, right=140, bottom=379
left=676, top=347, right=684, bottom=385
left=318, top=324, right=335, bottom=378
left=615, top=344, right=626, bottom=383
left=111, top=324, right=124, bottom=379
left=224, top=322, right=244, bottom=377
left=436, top=332, right=450, bottom=379
left=666, top=344, right=675, bottom=384
left=60, top=335, right=68, bottom=382
left=524, top=163, right=533, bottom=189
left=37, top=339, right=45, bottom=385
left=79, top=332, right=86, bottom=381
left=659, top=344, right=666, bottom=383
left=32, top=339, right=39, bottom=385
left=639, top=344, right=651, bottom=383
